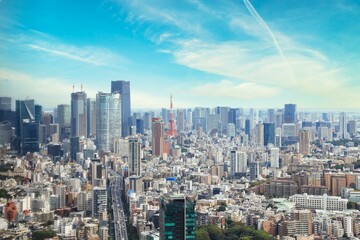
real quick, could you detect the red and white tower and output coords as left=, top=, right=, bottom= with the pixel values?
left=166, top=94, right=177, bottom=137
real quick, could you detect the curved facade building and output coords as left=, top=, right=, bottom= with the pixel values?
left=96, top=92, right=121, bottom=152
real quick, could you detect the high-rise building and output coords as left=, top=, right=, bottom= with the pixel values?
left=152, top=118, right=165, bottom=157
left=128, top=137, right=141, bottom=176
left=87, top=98, right=96, bottom=137
left=96, top=92, right=121, bottom=152
left=111, top=80, right=131, bottom=137
left=216, top=106, right=229, bottom=130
left=0, top=121, right=12, bottom=146
left=21, top=120, right=39, bottom=155
left=270, top=148, right=280, bottom=168
left=34, top=104, right=42, bottom=124
left=249, top=161, right=260, bottom=181
left=264, top=123, right=275, bottom=146
left=160, top=194, right=195, bottom=240
left=299, top=130, right=311, bottom=155
left=245, top=119, right=251, bottom=136
left=255, top=123, right=264, bottom=147
left=267, top=109, right=275, bottom=123
left=16, top=99, right=35, bottom=138
left=0, top=97, right=13, bottom=123
left=230, top=150, right=247, bottom=178
left=348, top=120, right=357, bottom=137
left=92, top=187, right=107, bottom=218
left=136, top=119, right=144, bottom=134
left=176, top=109, right=186, bottom=132
left=284, top=104, right=296, bottom=123
left=71, top=91, right=87, bottom=137
left=227, top=123, right=235, bottom=138
left=338, top=112, right=350, bottom=139
left=57, top=104, right=70, bottom=140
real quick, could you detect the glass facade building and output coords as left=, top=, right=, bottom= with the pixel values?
left=160, top=194, right=195, bottom=240
left=111, top=80, right=131, bottom=137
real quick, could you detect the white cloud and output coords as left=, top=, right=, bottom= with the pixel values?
left=0, top=68, right=98, bottom=108
left=191, top=80, right=279, bottom=100
left=26, top=42, right=127, bottom=67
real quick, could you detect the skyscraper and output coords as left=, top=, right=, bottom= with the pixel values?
left=0, top=97, right=12, bottom=123
left=87, top=98, right=96, bottom=137
left=152, top=118, right=165, bottom=157
left=284, top=104, right=296, bottom=123
left=96, top=92, right=121, bottom=152
left=111, top=80, right=131, bottom=137
left=270, top=148, right=280, bottom=168
left=299, top=130, right=311, bottom=155
left=160, top=194, right=195, bottom=240
left=92, top=187, right=107, bottom=218
left=338, top=112, right=350, bottom=139
left=15, top=99, right=35, bottom=138
left=230, top=150, right=247, bottom=178
left=71, top=91, right=87, bottom=137
left=264, top=122, right=275, bottom=146
left=57, top=104, right=70, bottom=140
left=128, top=137, right=141, bottom=176
left=255, top=123, right=264, bottom=147
left=21, top=120, right=39, bottom=155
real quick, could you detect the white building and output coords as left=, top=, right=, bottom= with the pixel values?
left=289, top=193, right=348, bottom=211
left=270, top=148, right=280, bottom=168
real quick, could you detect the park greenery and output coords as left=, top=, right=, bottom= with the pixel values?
left=195, top=222, right=273, bottom=240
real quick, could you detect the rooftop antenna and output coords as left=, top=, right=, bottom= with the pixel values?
left=81, top=84, right=83, bottom=92
left=72, top=85, right=75, bottom=93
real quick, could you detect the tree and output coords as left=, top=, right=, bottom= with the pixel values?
left=0, top=189, right=10, bottom=199
left=347, top=201, right=357, bottom=209
left=195, top=229, right=210, bottom=240
left=217, top=205, right=226, bottom=212
left=5, top=201, right=17, bottom=222
left=32, top=229, right=57, bottom=240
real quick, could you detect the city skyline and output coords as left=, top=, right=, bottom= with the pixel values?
left=1, top=1, right=360, bottom=109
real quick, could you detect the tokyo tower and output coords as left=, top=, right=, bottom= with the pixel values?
left=166, top=94, right=177, bottom=137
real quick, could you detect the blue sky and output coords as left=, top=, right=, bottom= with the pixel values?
left=1, top=0, right=360, bottom=109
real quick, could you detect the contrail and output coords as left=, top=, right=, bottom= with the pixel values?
left=243, top=0, right=295, bottom=81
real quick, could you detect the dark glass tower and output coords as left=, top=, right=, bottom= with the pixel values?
left=35, top=104, right=42, bottom=124
left=0, top=97, right=12, bottom=123
left=245, top=119, right=251, bottom=136
left=263, top=122, right=275, bottom=146
left=160, top=194, right=195, bottom=240
left=16, top=99, right=35, bottom=138
left=111, top=80, right=131, bottom=137
left=284, top=104, right=296, bottom=123
left=21, top=120, right=39, bottom=155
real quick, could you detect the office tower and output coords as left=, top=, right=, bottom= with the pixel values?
left=57, top=104, right=70, bottom=140
left=96, top=92, right=121, bottom=152
left=160, top=194, right=195, bottom=240
left=34, top=104, right=42, bottom=124
left=348, top=120, right=357, bottom=137
left=299, top=130, right=311, bottom=155
left=275, top=110, right=283, bottom=128
left=227, top=123, right=235, bottom=138
left=263, top=123, right=275, bottom=146
left=275, top=127, right=282, bottom=148
left=176, top=109, right=186, bottom=132
left=86, top=98, right=96, bottom=137
left=49, top=124, right=60, bottom=143
left=152, top=118, right=165, bottom=157
left=230, top=150, right=247, bottom=178
left=70, top=137, right=80, bottom=161
left=143, top=112, right=151, bottom=130
left=92, top=187, right=107, bottom=218
left=208, top=114, right=220, bottom=133
left=255, top=123, right=264, bottom=147
left=284, top=104, right=296, bottom=123
left=71, top=91, right=87, bottom=137
left=245, top=119, right=251, bottom=136
left=322, top=113, right=329, bottom=122
left=166, top=95, right=177, bottom=137
left=0, top=97, right=12, bottom=123
left=228, top=108, right=237, bottom=124
left=111, top=80, right=131, bottom=137
left=0, top=121, right=12, bottom=145
left=249, top=161, right=260, bottom=181
left=55, top=185, right=66, bottom=209
left=136, top=119, right=144, bottom=134
left=42, top=113, right=53, bottom=137
left=338, top=112, right=350, bottom=139
left=267, top=109, right=275, bottom=123
left=128, top=137, right=141, bottom=176
left=16, top=99, right=35, bottom=138
left=216, top=106, right=229, bottom=130
left=21, top=120, right=39, bottom=155
left=39, top=124, right=47, bottom=145
left=186, top=110, right=192, bottom=130
left=91, top=161, right=103, bottom=185
left=270, top=148, right=280, bottom=168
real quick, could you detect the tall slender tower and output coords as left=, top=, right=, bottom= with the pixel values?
left=71, top=91, right=87, bottom=137
left=166, top=95, right=177, bottom=137
left=111, top=80, right=131, bottom=137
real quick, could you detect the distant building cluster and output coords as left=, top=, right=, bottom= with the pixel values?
left=1, top=80, right=360, bottom=239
